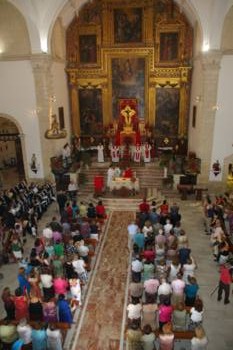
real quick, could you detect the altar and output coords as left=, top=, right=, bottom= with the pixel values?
left=109, top=177, right=140, bottom=193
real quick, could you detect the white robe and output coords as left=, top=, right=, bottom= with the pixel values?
left=143, top=144, right=151, bottom=163
left=111, top=146, right=120, bottom=162
left=107, top=167, right=115, bottom=187
left=134, top=146, right=141, bottom=163
left=97, top=145, right=104, bottom=162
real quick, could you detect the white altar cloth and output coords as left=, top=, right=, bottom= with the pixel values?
left=109, top=177, right=139, bottom=192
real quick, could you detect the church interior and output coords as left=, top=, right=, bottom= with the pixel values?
left=0, top=0, right=233, bottom=349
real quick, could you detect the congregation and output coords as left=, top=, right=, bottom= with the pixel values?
left=0, top=181, right=107, bottom=350
left=125, top=195, right=233, bottom=350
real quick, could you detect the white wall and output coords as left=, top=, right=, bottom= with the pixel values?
left=0, top=60, right=44, bottom=178
left=210, top=55, right=233, bottom=181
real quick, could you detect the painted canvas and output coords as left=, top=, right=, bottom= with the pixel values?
left=155, top=88, right=180, bottom=136
left=79, top=89, right=103, bottom=135
left=111, top=57, right=145, bottom=119
left=159, top=32, right=179, bottom=61
left=114, top=8, right=143, bottom=43
left=79, top=34, right=97, bottom=64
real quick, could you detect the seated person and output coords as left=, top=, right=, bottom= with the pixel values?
left=123, top=167, right=133, bottom=178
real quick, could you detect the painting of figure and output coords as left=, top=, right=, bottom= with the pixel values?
left=155, top=88, right=180, bottom=136
left=114, top=8, right=143, bottom=43
left=79, top=34, right=97, bottom=64
left=159, top=32, right=179, bottom=61
left=79, top=89, right=103, bottom=135
left=111, top=57, right=145, bottom=119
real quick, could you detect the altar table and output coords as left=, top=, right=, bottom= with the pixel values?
left=109, top=177, right=139, bottom=192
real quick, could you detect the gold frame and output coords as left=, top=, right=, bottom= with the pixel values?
left=77, top=25, right=101, bottom=68
left=104, top=48, right=152, bottom=125
left=111, top=6, right=145, bottom=46
left=155, top=23, right=185, bottom=66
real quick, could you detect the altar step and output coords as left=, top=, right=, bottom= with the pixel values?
left=79, top=162, right=164, bottom=191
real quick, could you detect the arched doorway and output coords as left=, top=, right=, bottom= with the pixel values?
left=0, top=116, right=25, bottom=188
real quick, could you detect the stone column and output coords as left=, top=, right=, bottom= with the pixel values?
left=31, top=54, right=55, bottom=177
left=196, top=50, right=222, bottom=184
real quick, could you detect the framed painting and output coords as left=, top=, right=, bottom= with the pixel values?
left=155, top=87, right=180, bottom=137
left=78, top=26, right=101, bottom=66
left=113, top=8, right=143, bottom=44
left=79, top=89, right=103, bottom=135
left=159, top=32, right=179, bottom=62
left=111, top=57, right=145, bottom=119
left=79, top=35, right=97, bottom=64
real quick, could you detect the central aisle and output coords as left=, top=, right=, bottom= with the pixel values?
left=75, top=211, right=134, bottom=350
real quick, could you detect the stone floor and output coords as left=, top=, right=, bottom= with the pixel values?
left=0, top=196, right=233, bottom=350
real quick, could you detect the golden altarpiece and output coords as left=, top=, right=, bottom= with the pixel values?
left=66, top=0, right=193, bottom=150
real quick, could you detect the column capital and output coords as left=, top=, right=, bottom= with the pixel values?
left=200, top=50, right=222, bottom=72
left=30, top=54, right=52, bottom=73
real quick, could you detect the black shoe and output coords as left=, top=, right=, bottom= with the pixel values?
left=224, top=300, right=230, bottom=304
left=217, top=297, right=222, bottom=301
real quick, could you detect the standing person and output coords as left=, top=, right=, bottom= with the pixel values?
left=143, top=142, right=152, bottom=163
left=217, top=263, right=232, bottom=304
left=133, top=144, right=141, bottom=163
left=158, top=322, right=174, bottom=350
left=97, top=143, right=104, bottom=163
left=46, top=324, right=63, bottom=350
left=127, top=220, right=139, bottom=250
left=31, top=323, right=47, bottom=350
left=57, top=294, right=73, bottom=324
left=1, top=287, right=15, bottom=320
left=141, top=324, right=156, bottom=350
left=16, top=318, right=32, bottom=349
left=56, top=190, right=67, bottom=216
left=95, top=200, right=106, bottom=219
left=107, top=164, right=115, bottom=188
left=62, top=143, right=71, bottom=168
left=0, top=319, right=18, bottom=350
left=110, top=145, right=120, bottom=163
left=191, top=326, right=208, bottom=350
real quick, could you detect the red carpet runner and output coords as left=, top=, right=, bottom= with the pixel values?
left=75, top=211, right=134, bottom=350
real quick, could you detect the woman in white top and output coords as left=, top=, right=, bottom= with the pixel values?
left=46, top=324, right=63, bottom=350
left=189, top=298, right=204, bottom=330
left=191, top=326, right=208, bottom=350
left=182, top=257, right=197, bottom=284
left=127, top=298, right=142, bottom=323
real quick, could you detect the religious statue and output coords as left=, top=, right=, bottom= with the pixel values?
left=45, top=114, right=67, bottom=139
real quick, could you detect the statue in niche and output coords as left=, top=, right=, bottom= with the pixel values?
left=45, top=114, right=67, bottom=139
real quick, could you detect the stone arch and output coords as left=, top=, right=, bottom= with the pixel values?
left=221, top=5, right=233, bottom=51
left=0, top=113, right=27, bottom=182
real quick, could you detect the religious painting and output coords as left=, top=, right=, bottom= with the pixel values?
left=111, top=57, right=145, bottom=119
left=79, top=34, right=97, bottom=64
left=114, top=8, right=143, bottom=44
left=155, top=88, right=180, bottom=136
left=159, top=32, right=179, bottom=62
left=79, top=89, right=103, bottom=135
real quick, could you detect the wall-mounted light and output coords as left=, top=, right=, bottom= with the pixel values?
left=40, top=36, right=48, bottom=53
left=194, top=95, right=202, bottom=103
left=202, top=41, right=210, bottom=52
left=212, top=105, right=220, bottom=111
